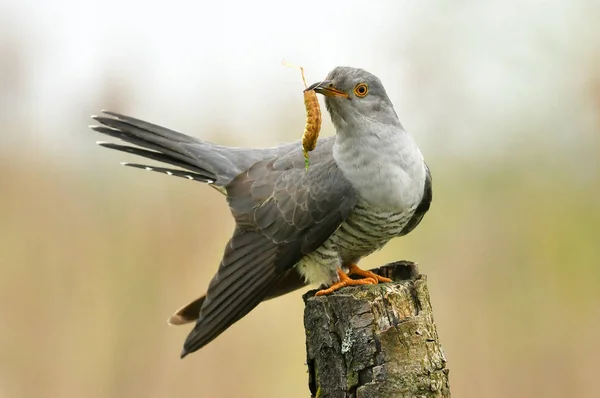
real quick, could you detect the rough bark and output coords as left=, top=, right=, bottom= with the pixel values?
left=303, top=261, right=450, bottom=398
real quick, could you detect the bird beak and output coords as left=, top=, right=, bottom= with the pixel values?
left=306, top=81, right=349, bottom=99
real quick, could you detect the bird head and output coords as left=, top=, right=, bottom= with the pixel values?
left=307, top=67, right=400, bottom=132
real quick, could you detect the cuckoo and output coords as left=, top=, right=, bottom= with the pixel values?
left=90, top=66, right=433, bottom=358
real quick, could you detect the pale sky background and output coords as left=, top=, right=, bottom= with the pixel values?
left=1, top=0, right=598, bottom=166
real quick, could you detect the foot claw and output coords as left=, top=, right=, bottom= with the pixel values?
left=348, top=264, right=392, bottom=284
left=315, top=269, right=378, bottom=296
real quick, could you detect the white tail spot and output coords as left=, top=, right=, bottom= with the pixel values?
left=145, top=167, right=153, bottom=171
left=166, top=171, right=173, bottom=175
left=185, top=175, right=194, bottom=180
left=120, top=162, right=130, bottom=166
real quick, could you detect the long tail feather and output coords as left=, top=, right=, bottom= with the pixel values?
left=119, top=162, right=215, bottom=183
left=96, top=141, right=215, bottom=181
left=90, top=111, right=219, bottom=182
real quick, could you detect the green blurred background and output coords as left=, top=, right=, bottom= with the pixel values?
left=1, top=0, right=599, bottom=397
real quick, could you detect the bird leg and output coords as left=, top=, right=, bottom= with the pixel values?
left=347, top=263, right=393, bottom=284
left=315, top=268, right=377, bottom=296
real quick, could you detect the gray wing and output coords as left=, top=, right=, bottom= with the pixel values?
left=181, top=152, right=357, bottom=356
left=399, top=163, right=432, bottom=235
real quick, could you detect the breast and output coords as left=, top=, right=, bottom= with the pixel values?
left=333, top=130, right=427, bottom=212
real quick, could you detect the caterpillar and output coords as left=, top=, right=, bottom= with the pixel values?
left=301, top=87, right=321, bottom=170
left=282, top=60, right=322, bottom=170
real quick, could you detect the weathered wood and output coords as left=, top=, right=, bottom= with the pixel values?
left=303, top=261, right=450, bottom=398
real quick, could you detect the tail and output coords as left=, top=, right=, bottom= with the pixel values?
left=90, top=110, right=331, bottom=187
left=90, top=111, right=233, bottom=186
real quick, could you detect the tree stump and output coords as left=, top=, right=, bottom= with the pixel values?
left=303, top=261, right=450, bottom=398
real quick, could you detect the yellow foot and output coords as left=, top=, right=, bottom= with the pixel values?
left=348, top=263, right=393, bottom=284
left=315, top=269, right=377, bottom=296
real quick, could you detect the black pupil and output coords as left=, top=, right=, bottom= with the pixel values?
left=358, top=85, right=365, bottom=93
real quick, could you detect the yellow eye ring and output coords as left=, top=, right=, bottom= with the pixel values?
left=354, top=83, right=368, bottom=97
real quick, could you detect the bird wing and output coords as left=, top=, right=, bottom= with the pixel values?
left=181, top=153, right=357, bottom=356
left=399, top=163, right=433, bottom=236
left=172, top=163, right=432, bottom=327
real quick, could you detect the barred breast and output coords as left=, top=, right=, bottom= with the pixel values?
left=295, top=200, right=417, bottom=285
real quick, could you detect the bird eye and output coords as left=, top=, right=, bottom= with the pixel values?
left=354, top=83, right=368, bottom=98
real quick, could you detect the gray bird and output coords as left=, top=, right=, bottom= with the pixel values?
left=90, top=66, right=432, bottom=358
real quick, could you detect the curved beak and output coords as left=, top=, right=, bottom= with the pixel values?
left=306, top=81, right=349, bottom=99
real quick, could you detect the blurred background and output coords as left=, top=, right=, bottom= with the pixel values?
left=1, top=0, right=599, bottom=397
